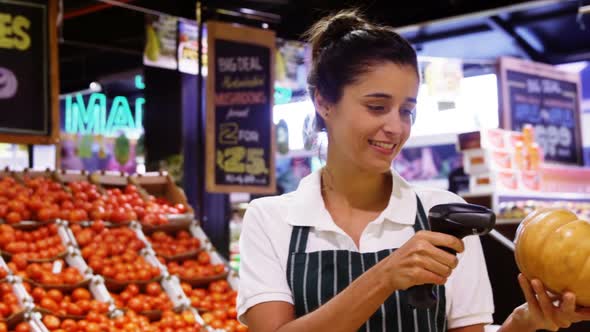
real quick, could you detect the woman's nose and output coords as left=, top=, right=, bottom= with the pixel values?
left=382, top=109, right=405, bottom=136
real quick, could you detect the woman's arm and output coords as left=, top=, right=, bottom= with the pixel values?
left=244, top=231, right=464, bottom=332
left=245, top=258, right=395, bottom=332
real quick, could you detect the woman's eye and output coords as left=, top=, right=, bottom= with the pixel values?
left=401, top=107, right=417, bottom=123
left=367, top=105, right=386, bottom=112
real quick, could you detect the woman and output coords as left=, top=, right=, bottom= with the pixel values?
left=237, top=10, right=590, bottom=332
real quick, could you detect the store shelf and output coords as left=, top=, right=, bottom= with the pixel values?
left=462, top=190, right=590, bottom=201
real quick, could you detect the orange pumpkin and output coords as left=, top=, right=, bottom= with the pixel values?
left=515, top=208, right=590, bottom=306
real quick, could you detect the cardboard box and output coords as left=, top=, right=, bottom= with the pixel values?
left=519, top=170, right=542, bottom=191
left=458, top=129, right=523, bottom=151
left=469, top=169, right=519, bottom=192
left=463, top=148, right=514, bottom=175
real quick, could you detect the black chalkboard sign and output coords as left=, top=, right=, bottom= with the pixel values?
left=499, top=57, right=583, bottom=165
left=206, top=22, right=276, bottom=193
left=0, top=0, right=50, bottom=137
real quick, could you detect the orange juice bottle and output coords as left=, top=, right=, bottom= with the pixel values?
left=514, top=141, right=525, bottom=170
left=522, top=124, right=535, bottom=148
left=528, top=142, right=541, bottom=170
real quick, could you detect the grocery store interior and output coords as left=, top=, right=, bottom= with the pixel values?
left=1, top=0, right=590, bottom=331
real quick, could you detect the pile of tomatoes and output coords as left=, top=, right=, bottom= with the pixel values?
left=0, top=224, right=65, bottom=260
left=68, top=181, right=188, bottom=226
left=27, top=285, right=109, bottom=318
left=0, top=176, right=74, bottom=224
left=41, top=310, right=201, bottom=332
left=1, top=174, right=190, bottom=226
left=72, top=225, right=160, bottom=282
left=9, top=260, right=84, bottom=286
left=66, top=182, right=141, bottom=224
left=110, top=283, right=173, bottom=313
left=148, top=231, right=201, bottom=257
left=0, top=321, right=30, bottom=332
left=180, top=280, right=245, bottom=331
left=164, top=251, right=226, bottom=280
left=0, top=281, right=22, bottom=320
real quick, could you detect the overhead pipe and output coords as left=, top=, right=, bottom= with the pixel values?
left=94, top=0, right=170, bottom=18
left=394, top=0, right=572, bottom=34
left=63, top=0, right=135, bottom=20
left=212, top=7, right=281, bottom=24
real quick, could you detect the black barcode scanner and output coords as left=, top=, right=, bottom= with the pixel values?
left=407, top=203, right=496, bottom=309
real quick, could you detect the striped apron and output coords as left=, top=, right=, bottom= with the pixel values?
left=286, top=196, right=447, bottom=332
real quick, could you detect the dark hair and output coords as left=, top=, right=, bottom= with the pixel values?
left=304, top=9, right=419, bottom=131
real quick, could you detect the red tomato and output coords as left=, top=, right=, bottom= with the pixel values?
left=72, top=288, right=91, bottom=301
left=157, top=214, right=168, bottom=225
left=210, top=319, right=224, bottom=329
left=236, top=324, right=248, bottom=332
left=74, top=191, right=88, bottom=202
left=60, top=318, right=77, bottom=330
left=197, top=252, right=210, bottom=265
left=7, top=200, right=25, bottom=213
left=0, top=205, right=7, bottom=218
left=66, top=302, right=83, bottom=316
left=42, top=315, right=61, bottom=329
left=31, top=287, right=46, bottom=302
left=227, top=307, right=238, bottom=319
left=89, top=207, right=105, bottom=221
left=110, top=207, right=127, bottom=223
left=14, top=322, right=30, bottom=332
left=126, top=284, right=140, bottom=296
left=146, top=282, right=162, bottom=296
left=91, top=220, right=105, bottom=233
left=0, top=302, right=9, bottom=317
left=175, top=203, right=187, bottom=213
left=124, top=185, right=137, bottom=194
left=127, top=298, right=143, bottom=312
left=61, top=200, right=74, bottom=210
left=5, top=212, right=21, bottom=224
left=47, top=289, right=64, bottom=303
left=27, top=197, right=43, bottom=211
left=69, top=209, right=88, bottom=223
left=59, top=209, right=71, bottom=221
left=40, top=298, right=59, bottom=312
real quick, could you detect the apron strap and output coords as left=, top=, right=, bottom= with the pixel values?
left=414, top=194, right=430, bottom=232
left=288, top=226, right=311, bottom=254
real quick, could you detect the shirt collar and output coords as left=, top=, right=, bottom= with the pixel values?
left=287, top=168, right=417, bottom=232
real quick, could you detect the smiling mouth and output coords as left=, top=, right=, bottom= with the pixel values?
left=368, top=139, right=396, bottom=151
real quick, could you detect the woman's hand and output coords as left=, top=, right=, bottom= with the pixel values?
left=512, top=273, right=590, bottom=331
left=384, top=230, right=464, bottom=291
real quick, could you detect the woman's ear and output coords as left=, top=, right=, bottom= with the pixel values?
left=314, top=90, right=331, bottom=122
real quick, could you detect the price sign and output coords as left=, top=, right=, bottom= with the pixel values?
left=0, top=0, right=58, bottom=144
left=499, top=57, right=583, bottom=165
left=206, top=22, right=276, bottom=193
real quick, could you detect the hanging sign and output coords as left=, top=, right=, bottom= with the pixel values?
left=0, top=0, right=58, bottom=144
left=206, top=21, right=276, bottom=193
left=499, top=57, right=583, bottom=165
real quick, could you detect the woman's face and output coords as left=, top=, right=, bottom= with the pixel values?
left=321, top=62, right=419, bottom=173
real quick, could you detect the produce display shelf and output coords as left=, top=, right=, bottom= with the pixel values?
left=0, top=169, right=246, bottom=332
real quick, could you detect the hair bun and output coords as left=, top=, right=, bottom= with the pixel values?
left=306, top=9, right=369, bottom=59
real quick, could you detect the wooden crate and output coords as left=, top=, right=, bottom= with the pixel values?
left=129, top=172, right=194, bottom=215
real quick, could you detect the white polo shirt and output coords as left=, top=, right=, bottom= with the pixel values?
left=237, top=169, right=494, bottom=329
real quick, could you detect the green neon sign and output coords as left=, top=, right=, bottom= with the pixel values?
left=135, top=75, right=145, bottom=90
left=64, top=93, right=144, bottom=135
